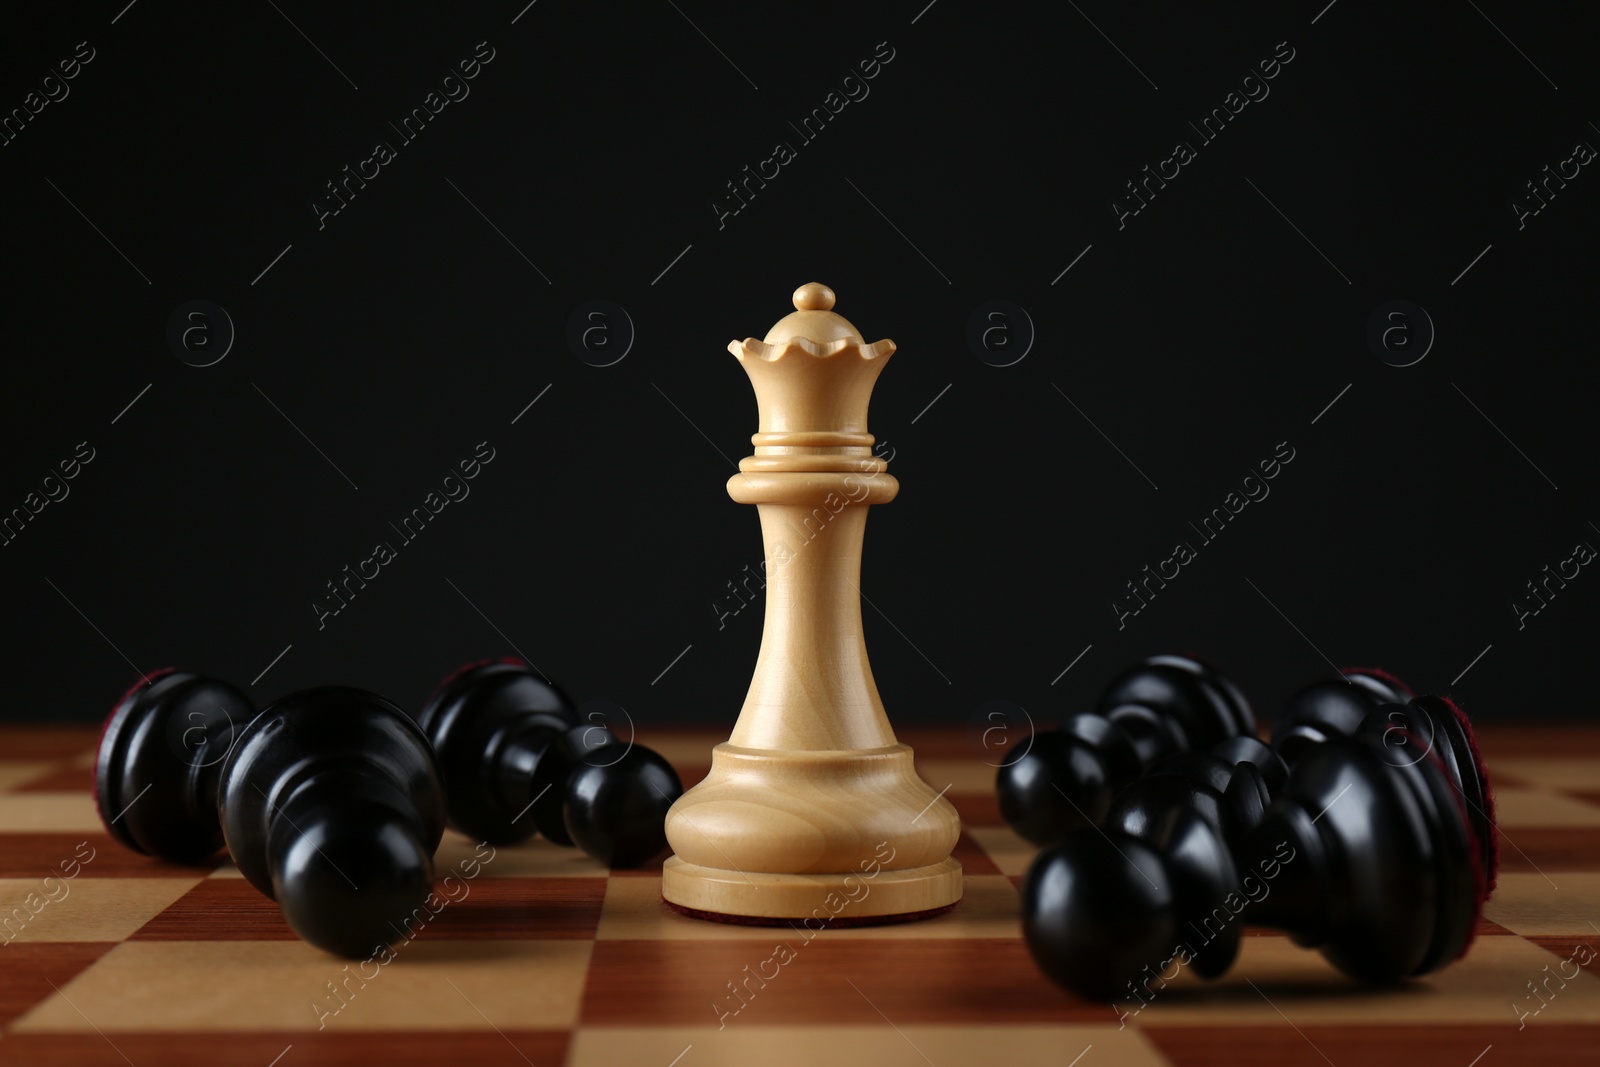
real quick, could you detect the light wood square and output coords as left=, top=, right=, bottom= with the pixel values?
left=0, top=794, right=100, bottom=832
left=569, top=1024, right=1163, bottom=1067
left=597, top=874, right=1019, bottom=940
left=1485, top=872, right=1600, bottom=935
left=0, top=877, right=200, bottom=942
left=12, top=939, right=593, bottom=1032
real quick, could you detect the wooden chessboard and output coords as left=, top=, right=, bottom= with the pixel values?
left=2, top=725, right=1597, bottom=1066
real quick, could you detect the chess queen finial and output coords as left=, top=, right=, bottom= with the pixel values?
left=767, top=282, right=855, bottom=337
left=730, top=282, right=896, bottom=474
left=662, top=283, right=963, bottom=925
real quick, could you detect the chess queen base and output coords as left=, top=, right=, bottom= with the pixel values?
left=662, top=857, right=963, bottom=924
left=661, top=741, right=964, bottom=924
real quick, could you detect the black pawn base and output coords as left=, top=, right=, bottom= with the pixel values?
left=1404, top=694, right=1498, bottom=894
left=94, top=669, right=252, bottom=864
left=1276, top=670, right=1497, bottom=894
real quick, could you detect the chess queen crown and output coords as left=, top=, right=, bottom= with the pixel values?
left=728, top=282, right=897, bottom=478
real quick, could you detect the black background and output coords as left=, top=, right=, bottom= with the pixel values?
left=2, top=1, right=1595, bottom=733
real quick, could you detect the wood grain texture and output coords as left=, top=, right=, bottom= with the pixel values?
left=131, top=875, right=608, bottom=942
left=0, top=942, right=116, bottom=1027
left=0, top=832, right=214, bottom=878
left=1142, top=1025, right=1594, bottom=1067
left=580, top=938, right=1106, bottom=1025
left=129, top=880, right=298, bottom=940
left=0, top=1031, right=572, bottom=1067
left=1494, top=828, right=1600, bottom=871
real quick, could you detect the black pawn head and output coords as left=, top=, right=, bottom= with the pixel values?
left=1147, top=654, right=1256, bottom=735
left=1273, top=668, right=1414, bottom=764
left=95, top=670, right=253, bottom=863
left=1023, top=805, right=1241, bottom=1001
left=996, top=715, right=1143, bottom=845
left=1097, top=654, right=1254, bottom=751
left=219, top=687, right=445, bottom=958
left=563, top=744, right=684, bottom=867
left=418, top=659, right=576, bottom=844
left=530, top=721, right=619, bottom=846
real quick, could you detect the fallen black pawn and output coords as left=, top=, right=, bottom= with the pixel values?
left=97, top=673, right=445, bottom=958
left=997, top=654, right=1255, bottom=845
left=221, top=687, right=444, bottom=957
left=1274, top=669, right=1497, bottom=893
left=420, top=659, right=683, bottom=866
left=1023, top=729, right=1484, bottom=1000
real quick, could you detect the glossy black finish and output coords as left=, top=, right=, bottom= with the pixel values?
left=1023, top=832, right=1175, bottom=1002
left=220, top=687, right=445, bottom=959
left=1273, top=670, right=1495, bottom=892
left=1098, top=654, right=1256, bottom=750
left=529, top=721, right=618, bottom=846
left=997, top=655, right=1253, bottom=846
left=94, top=669, right=254, bottom=863
left=1272, top=668, right=1413, bottom=764
left=421, top=660, right=694, bottom=863
left=1023, top=806, right=1239, bottom=1001
left=1022, top=731, right=1481, bottom=999
left=417, top=659, right=576, bottom=844
left=1107, top=736, right=1287, bottom=844
left=996, top=717, right=1144, bottom=845
left=562, top=744, right=684, bottom=867
left=1360, top=694, right=1497, bottom=893
left=1245, top=734, right=1479, bottom=981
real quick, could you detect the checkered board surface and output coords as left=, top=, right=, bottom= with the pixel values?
left=1, top=726, right=1597, bottom=1067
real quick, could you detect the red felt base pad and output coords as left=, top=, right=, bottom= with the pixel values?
left=662, top=897, right=959, bottom=928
